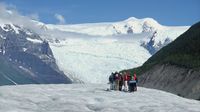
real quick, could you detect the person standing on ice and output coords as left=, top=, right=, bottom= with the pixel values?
left=109, top=72, right=115, bottom=90
left=113, top=72, right=117, bottom=90
left=115, top=72, right=120, bottom=91
left=123, top=71, right=129, bottom=92
left=129, top=72, right=138, bottom=92
left=119, top=72, right=123, bottom=91
left=129, top=77, right=135, bottom=92
left=127, top=71, right=131, bottom=91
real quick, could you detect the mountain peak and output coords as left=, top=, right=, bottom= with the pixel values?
left=124, top=17, right=158, bottom=24
left=142, top=18, right=161, bottom=26
left=123, top=17, right=163, bottom=31
left=124, top=17, right=138, bottom=21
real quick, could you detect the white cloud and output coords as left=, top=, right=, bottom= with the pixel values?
left=0, top=3, right=43, bottom=33
left=0, top=3, right=82, bottom=40
left=54, top=14, right=65, bottom=24
left=0, top=3, right=29, bottom=23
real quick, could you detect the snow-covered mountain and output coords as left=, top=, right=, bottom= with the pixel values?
left=46, top=17, right=189, bottom=54
left=0, top=23, right=71, bottom=85
left=46, top=17, right=184, bottom=36
left=6, top=17, right=189, bottom=84
left=41, top=18, right=188, bottom=83
left=0, top=84, right=200, bottom=112
left=0, top=7, right=189, bottom=84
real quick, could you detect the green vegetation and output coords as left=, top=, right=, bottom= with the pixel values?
left=124, top=21, right=200, bottom=75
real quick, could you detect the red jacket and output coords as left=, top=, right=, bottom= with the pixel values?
left=124, top=74, right=128, bottom=81
left=127, top=72, right=131, bottom=81
left=134, top=74, right=137, bottom=80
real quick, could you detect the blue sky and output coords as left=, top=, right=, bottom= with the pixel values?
left=2, top=0, right=200, bottom=25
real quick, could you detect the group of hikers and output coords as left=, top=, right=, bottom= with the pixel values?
left=108, top=71, right=138, bottom=92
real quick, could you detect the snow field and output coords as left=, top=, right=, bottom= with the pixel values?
left=0, top=84, right=199, bottom=112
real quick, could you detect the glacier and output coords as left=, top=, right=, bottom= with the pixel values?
left=45, top=18, right=189, bottom=83
left=0, top=84, right=199, bottom=112
left=50, top=35, right=151, bottom=83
